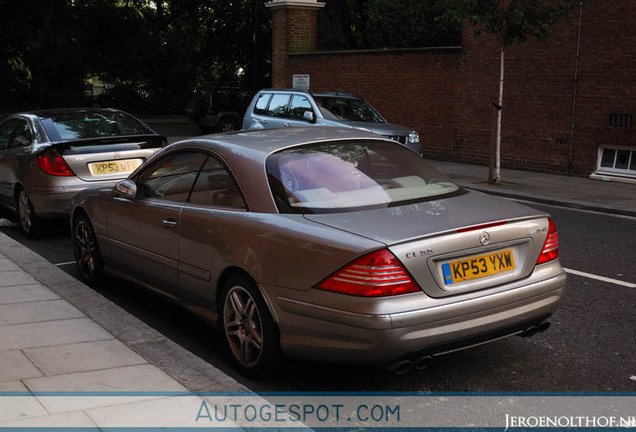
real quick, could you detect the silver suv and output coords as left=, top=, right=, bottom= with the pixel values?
left=242, top=89, right=422, bottom=154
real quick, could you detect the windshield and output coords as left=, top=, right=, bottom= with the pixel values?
left=313, top=96, right=385, bottom=123
left=267, top=140, right=461, bottom=214
left=42, top=111, right=154, bottom=141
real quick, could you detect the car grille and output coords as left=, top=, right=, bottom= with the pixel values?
left=387, top=135, right=408, bottom=145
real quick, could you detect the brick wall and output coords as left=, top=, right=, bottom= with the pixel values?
left=288, top=48, right=461, bottom=159
left=276, top=2, right=636, bottom=177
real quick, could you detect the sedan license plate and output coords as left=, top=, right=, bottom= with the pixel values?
left=89, top=159, right=142, bottom=176
left=442, top=249, right=515, bottom=285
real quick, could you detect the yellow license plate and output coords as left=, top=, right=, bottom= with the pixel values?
left=442, top=249, right=515, bottom=285
left=89, top=159, right=142, bottom=176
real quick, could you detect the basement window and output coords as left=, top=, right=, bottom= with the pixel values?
left=597, top=146, right=636, bottom=173
left=609, top=113, right=633, bottom=128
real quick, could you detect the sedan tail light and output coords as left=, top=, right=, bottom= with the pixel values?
left=536, top=218, right=559, bottom=264
left=36, top=149, right=75, bottom=176
left=318, top=249, right=419, bottom=297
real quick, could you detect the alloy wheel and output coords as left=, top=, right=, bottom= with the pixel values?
left=17, top=189, right=42, bottom=237
left=223, top=285, right=264, bottom=368
left=73, top=215, right=103, bottom=282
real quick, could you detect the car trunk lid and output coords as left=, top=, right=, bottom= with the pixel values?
left=48, top=135, right=165, bottom=181
left=304, top=191, right=552, bottom=298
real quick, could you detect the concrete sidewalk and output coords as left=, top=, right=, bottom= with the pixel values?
left=430, top=160, right=636, bottom=217
left=0, top=232, right=248, bottom=428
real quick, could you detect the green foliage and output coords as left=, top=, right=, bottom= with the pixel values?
left=443, top=0, right=575, bottom=47
left=0, top=0, right=271, bottom=114
left=317, top=0, right=461, bottom=50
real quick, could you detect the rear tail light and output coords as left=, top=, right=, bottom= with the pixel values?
left=536, top=218, right=559, bottom=264
left=318, top=249, right=419, bottom=297
left=36, top=149, right=75, bottom=176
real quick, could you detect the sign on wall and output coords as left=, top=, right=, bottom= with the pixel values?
left=293, top=74, right=310, bottom=90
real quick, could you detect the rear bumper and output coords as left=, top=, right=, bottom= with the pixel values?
left=29, top=181, right=118, bottom=218
left=269, top=268, right=566, bottom=365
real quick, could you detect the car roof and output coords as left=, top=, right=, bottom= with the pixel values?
left=256, top=89, right=361, bottom=99
left=173, top=126, right=384, bottom=159
left=168, top=127, right=394, bottom=213
left=18, top=108, right=127, bottom=118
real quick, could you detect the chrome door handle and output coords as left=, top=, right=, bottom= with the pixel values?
left=284, top=122, right=291, bottom=127
left=162, top=218, right=177, bottom=228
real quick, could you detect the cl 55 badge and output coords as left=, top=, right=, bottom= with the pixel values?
left=527, top=227, right=547, bottom=235
left=406, top=249, right=434, bottom=259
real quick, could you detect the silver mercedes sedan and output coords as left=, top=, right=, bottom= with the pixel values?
left=71, top=127, right=566, bottom=376
left=0, top=108, right=166, bottom=237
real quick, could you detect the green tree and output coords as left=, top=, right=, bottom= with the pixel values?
left=0, top=0, right=88, bottom=108
left=1, top=0, right=271, bottom=114
left=317, top=0, right=461, bottom=51
left=445, top=0, right=574, bottom=184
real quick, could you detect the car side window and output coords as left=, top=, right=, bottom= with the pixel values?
left=266, top=94, right=291, bottom=118
left=10, top=119, right=33, bottom=148
left=253, top=93, right=272, bottom=115
left=0, top=119, right=19, bottom=150
left=189, top=156, right=246, bottom=209
left=288, top=95, right=314, bottom=121
left=136, top=152, right=207, bottom=202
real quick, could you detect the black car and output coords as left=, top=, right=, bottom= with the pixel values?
left=185, top=86, right=254, bottom=134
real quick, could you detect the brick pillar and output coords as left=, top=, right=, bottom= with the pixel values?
left=266, top=0, right=325, bottom=88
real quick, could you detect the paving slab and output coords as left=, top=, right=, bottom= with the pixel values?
left=24, top=339, right=147, bottom=376
left=0, top=318, right=112, bottom=352
left=0, top=284, right=59, bottom=305
left=0, top=258, right=20, bottom=272
left=25, top=364, right=187, bottom=414
left=0, top=350, right=42, bottom=383
left=0, top=382, right=48, bottom=424
left=0, top=270, right=39, bottom=287
left=0, top=300, right=83, bottom=326
left=0, top=411, right=97, bottom=428
left=85, top=395, right=219, bottom=428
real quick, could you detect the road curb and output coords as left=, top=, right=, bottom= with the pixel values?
left=0, top=231, right=248, bottom=393
left=464, top=185, right=636, bottom=218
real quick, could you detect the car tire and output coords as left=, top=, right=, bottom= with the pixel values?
left=17, top=188, right=44, bottom=238
left=73, top=212, right=104, bottom=283
left=217, top=118, right=238, bottom=133
left=220, top=274, right=280, bottom=377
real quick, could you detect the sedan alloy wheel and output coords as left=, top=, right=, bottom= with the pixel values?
left=73, top=214, right=103, bottom=282
left=221, top=275, right=279, bottom=375
left=18, top=189, right=43, bottom=238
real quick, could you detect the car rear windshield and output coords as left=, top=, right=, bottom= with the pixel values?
left=313, top=96, right=385, bottom=123
left=266, top=140, right=462, bottom=214
left=41, top=111, right=154, bottom=141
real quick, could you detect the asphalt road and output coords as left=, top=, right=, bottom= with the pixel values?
left=2, top=194, right=635, bottom=392
left=1, top=123, right=634, bottom=392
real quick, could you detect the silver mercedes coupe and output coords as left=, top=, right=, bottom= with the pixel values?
left=0, top=108, right=166, bottom=237
left=71, top=127, right=566, bottom=376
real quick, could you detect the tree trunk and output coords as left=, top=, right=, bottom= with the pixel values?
left=494, top=44, right=505, bottom=185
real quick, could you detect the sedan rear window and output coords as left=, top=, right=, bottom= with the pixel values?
left=266, top=140, right=461, bottom=214
left=42, top=111, right=154, bottom=141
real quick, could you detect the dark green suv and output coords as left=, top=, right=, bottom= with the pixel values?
left=185, top=86, right=254, bottom=134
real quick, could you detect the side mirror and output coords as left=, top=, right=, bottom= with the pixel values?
left=115, top=179, right=137, bottom=199
left=303, top=111, right=316, bottom=123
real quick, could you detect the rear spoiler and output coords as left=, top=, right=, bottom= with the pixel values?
left=47, top=134, right=168, bottom=155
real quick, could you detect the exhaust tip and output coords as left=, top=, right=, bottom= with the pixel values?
left=414, top=355, right=434, bottom=371
left=520, top=322, right=551, bottom=338
left=520, top=325, right=539, bottom=338
left=383, top=359, right=414, bottom=375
